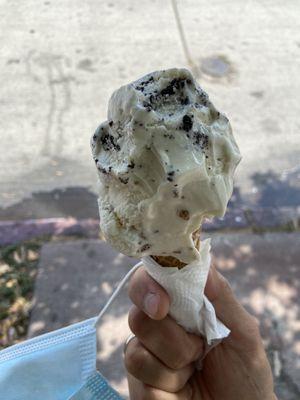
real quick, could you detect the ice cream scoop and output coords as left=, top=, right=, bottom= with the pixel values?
left=91, top=68, right=241, bottom=264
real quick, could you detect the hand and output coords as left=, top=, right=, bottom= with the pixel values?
left=124, top=265, right=277, bottom=400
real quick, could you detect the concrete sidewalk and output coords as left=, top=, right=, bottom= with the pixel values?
left=28, top=233, right=300, bottom=399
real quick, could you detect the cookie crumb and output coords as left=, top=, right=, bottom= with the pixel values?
left=178, top=209, right=190, bottom=220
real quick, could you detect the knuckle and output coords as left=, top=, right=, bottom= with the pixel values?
left=128, top=306, right=148, bottom=336
left=247, top=349, right=270, bottom=377
left=170, top=349, right=192, bottom=370
left=249, top=315, right=260, bottom=330
left=247, top=316, right=261, bottom=340
left=125, top=340, right=148, bottom=377
left=219, top=275, right=232, bottom=294
left=170, top=337, right=201, bottom=369
left=241, top=316, right=264, bottom=351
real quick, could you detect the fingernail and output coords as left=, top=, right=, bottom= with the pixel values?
left=143, top=293, right=159, bottom=317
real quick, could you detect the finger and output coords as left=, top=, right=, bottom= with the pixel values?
left=205, top=265, right=260, bottom=340
left=128, top=266, right=170, bottom=320
left=127, top=372, right=193, bottom=400
left=125, top=337, right=194, bottom=392
left=129, top=306, right=203, bottom=369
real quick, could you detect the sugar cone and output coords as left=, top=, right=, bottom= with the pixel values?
left=151, top=229, right=201, bottom=269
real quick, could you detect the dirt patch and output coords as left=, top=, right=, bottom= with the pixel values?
left=0, top=241, right=41, bottom=349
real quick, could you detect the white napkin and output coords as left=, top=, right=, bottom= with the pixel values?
left=142, top=239, right=230, bottom=345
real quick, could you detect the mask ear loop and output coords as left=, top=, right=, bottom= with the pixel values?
left=94, top=261, right=143, bottom=327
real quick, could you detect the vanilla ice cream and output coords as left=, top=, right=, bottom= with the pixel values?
left=91, top=68, right=241, bottom=264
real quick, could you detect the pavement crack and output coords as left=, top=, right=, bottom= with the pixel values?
left=25, top=51, right=75, bottom=157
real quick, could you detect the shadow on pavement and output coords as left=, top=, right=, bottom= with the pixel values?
left=0, top=187, right=98, bottom=220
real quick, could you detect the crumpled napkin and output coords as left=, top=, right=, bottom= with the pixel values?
left=142, top=239, right=230, bottom=345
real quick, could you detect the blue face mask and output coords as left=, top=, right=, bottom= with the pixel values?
left=0, top=262, right=142, bottom=400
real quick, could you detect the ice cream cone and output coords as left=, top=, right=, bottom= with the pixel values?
left=151, top=229, right=201, bottom=269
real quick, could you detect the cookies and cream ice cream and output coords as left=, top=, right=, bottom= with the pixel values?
left=91, top=68, right=241, bottom=264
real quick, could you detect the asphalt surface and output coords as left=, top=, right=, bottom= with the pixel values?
left=1, top=0, right=300, bottom=219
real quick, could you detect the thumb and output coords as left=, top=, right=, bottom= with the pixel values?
left=128, top=267, right=170, bottom=320
left=205, top=265, right=255, bottom=332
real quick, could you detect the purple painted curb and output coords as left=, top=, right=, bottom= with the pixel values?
left=0, top=206, right=299, bottom=247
